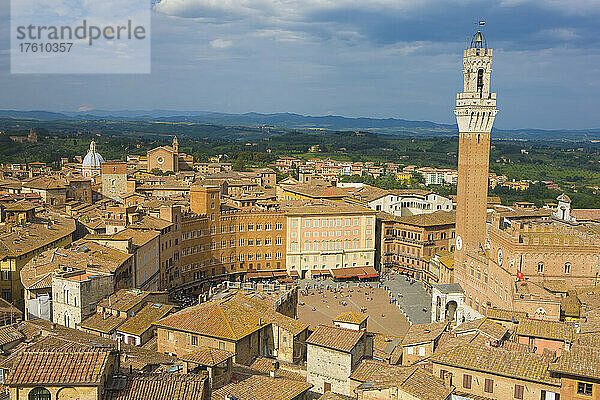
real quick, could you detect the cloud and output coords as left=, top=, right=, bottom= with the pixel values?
left=78, top=106, right=94, bottom=112
left=210, top=38, right=233, bottom=48
left=538, top=28, right=579, bottom=41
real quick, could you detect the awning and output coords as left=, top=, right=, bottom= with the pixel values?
left=330, top=266, right=378, bottom=280
left=245, top=269, right=287, bottom=279
left=310, top=269, right=332, bottom=277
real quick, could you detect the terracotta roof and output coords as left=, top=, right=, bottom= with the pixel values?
left=485, top=308, right=527, bottom=322
left=350, top=360, right=452, bottom=400
left=392, top=210, right=455, bottom=227
left=21, top=319, right=178, bottom=371
left=318, top=392, right=355, bottom=400
left=155, top=292, right=307, bottom=341
left=0, top=325, right=24, bottom=347
left=513, top=318, right=575, bottom=342
left=116, top=303, right=174, bottom=337
left=248, top=357, right=307, bottom=382
left=306, top=325, right=365, bottom=353
left=571, top=209, right=600, bottom=221
left=180, top=346, right=234, bottom=367
left=401, top=322, right=448, bottom=346
left=453, top=318, right=508, bottom=342
left=575, top=332, right=600, bottom=348
left=0, top=210, right=76, bottom=258
left=373, top=334, right=403, bottom=364
left=430, top=344, right=560, bottom=385
left=97, top=289, right=158, bottom=312
left=80, top=313, right=126, bottom=334
left=350, top=359, right=413, bottom=382
left=211, top=374, right=312, bottom=400
left=6, top=348, right=112, bottom=386
left=280, top=199, right=376, bottom=216
left=103, top=373, right=208, bottom=400
left=549, top=345, right=600, bottom=380
left=502, top=340, right=535, bottom=353
left=333, top=311, right=368, bottom=325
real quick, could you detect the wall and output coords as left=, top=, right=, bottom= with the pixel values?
left=431, top=362, right=560, bottom=400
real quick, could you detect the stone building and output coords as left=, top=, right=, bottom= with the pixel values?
left=399, top=321, right=448, bottom=365
left=0, top=207, right=76, bottom=309
left=101, top=161, right=130, bottom=202
left=430, top=344, right=561, bottom=400
left=147, top=136, right=182, bottom=173
left=381, top=210, right=455, bottom=284
left=155, top=290, right=309, bottom=365
left=306, top=324, right=373, bottom=396
left=51, top=270, right=114, bottom=329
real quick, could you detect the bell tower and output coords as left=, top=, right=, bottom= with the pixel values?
left=454, top=30, right=498, bottom=262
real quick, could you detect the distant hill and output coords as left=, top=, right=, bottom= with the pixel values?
left=0, top=109, right=598, bottom=140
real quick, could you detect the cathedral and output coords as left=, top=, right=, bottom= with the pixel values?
left=81, top=139, right=105, bottom=179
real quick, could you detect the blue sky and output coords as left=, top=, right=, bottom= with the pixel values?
left=1, top=0, right=600, bottom=129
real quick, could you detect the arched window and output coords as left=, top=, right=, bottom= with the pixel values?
left=477, top=69, right=484, bottom=93
left=537, top=262, right=544, bottom=274
left=29, top=387, right=51, bottom=400
left=564, top=262, right=571, bottom=274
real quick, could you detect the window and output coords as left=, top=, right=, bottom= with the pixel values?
left=484, top=378, right=494, bottom=393
left=29, top=387, right=51, bottom=400
left=407, top=347, right=413, bottom=355
left=418, top=346, right=425, bottom=356
left=514, top=384, right=524, bottom=399
left=191, top=335, right=198, bottom=346
left=565, top=262, right=571, bottom=274
left=578, top=382, right=593, bottom=396
left=538, top=262, right=544, bottom=274
left=462, top=374, right=472, bottom=389
left=168, top=331, right=174, bottom=341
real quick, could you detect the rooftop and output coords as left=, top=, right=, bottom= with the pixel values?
left=211, top=374, right=312, bottom=400
left=333, top=311, right=368, bottom=325
left=306, top=325, right=365, bottom=353
left=116, top=303, right=175, bottom=337
left=401, top=322, right=448, bottom=346
left=513, top=318, right=575, bottom=342
left=6, top=347, right=112, bottom=386
left=549, top=345, right=600, bottom=380
left=180, top=346, right=234, bottom=367
left=155, top=292, right=307, bottom=341
left=0, top=210, right=76, bottom=258
left=430, top=344, right=560, bottom=386
left=103, top=373, right=208, bottom=400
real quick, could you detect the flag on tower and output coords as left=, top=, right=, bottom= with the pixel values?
left=516, top=270, right=525, bottom=281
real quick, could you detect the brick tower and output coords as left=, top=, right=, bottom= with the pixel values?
left=454, top=31, right=498, bottom=262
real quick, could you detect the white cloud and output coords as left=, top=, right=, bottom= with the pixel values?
left=153, top=0, right=458, bottom=20
left=538, top=28, right=579, bottom=41
left=78, top=105, right=94, bottom=112
left=210, top=38, right=233, bottom=48
left=498, top=0, right=600, bottom=15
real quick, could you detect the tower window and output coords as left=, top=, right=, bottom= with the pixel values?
left=477, top=69, right=484, bottom=93
left=564, top=262, right=571, bottom=274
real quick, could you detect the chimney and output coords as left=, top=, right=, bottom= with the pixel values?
left=270, top=361, right=279, bottom=378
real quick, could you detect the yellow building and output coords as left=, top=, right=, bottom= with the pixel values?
left=0, top=206, right=75, bottom=309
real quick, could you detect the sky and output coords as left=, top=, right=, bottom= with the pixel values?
left=1, top=0, right=600, bottom=130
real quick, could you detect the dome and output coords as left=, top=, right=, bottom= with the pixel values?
left=470, top=30, right=487, bottom=50
left=82, top=140, right=105, bottom=168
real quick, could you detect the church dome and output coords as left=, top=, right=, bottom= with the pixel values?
left=82, top=140, right=105, bottom=168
